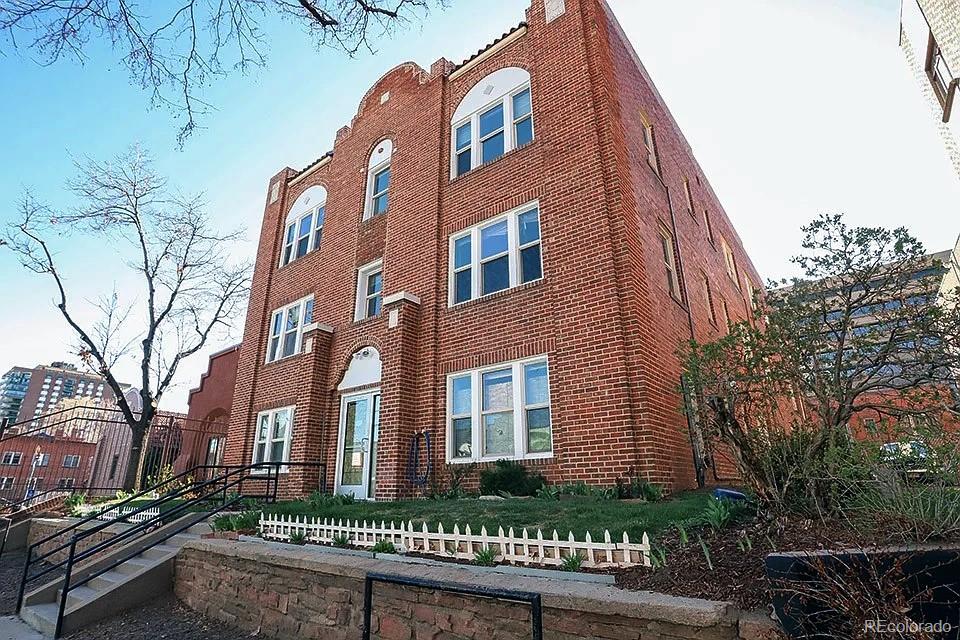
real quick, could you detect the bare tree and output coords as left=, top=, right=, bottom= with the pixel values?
left=2, top=146, right=251, bottom=491
left=0, top=0, right=442, bottom=144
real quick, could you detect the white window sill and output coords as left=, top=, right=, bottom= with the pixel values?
left=447, top=452, right=553, bottom=465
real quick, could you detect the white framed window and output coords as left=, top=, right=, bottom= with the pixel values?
left=364, top=140, right=392, bottom=220
left=745, top=276, right=759, bottom=313
left=446, top=356, right=552, bottom=463
left=58, top=478, right=75, bottom=489
left=252, top=406, right=294, bottom=470
left=926, top=31, right=955, bottom=116
left=0, top=477, right=13, bottom=490
left=280, top=185, right=326, bottom=267
left=658, top=226, right=681, bottom=301
left=721, top=236, right=739, bottom=286
left=1, top=452, right=22, bottom=466
left=63, top=454, right=81, bottom=468
left=266, top=295, right=314, bottom=363
left=35, top=453, right=49, bottom=467
left=449, top=203, right=542, bottom=306
left=355, top=260, right=383, bottom=321
left=451, top=68, right=533, bottom=178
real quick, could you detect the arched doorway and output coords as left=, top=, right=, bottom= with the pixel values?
left=335, top=347, right=382, bottom=499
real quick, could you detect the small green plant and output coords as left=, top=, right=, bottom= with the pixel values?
left=703, top=498, right=736, bottom=532
left=332, top=534, right=350, bottom=547
left=560, top=552, right=584, bottom=572
left=308, top=491, right=355, bottom=510
left=675, top=524, right=689, bottom=547
left=736, top=533, right=753, bottom=553
left=114, top=489, right=131, bottom=501
left=764, top=533, right=777, bottom=551
left=615, top=476, right=663, bottom=502
left=371, top=539, right=397, bottom=554
left=429, top=463, right=477, bottom=500
left=64, top=492, right=86, bottom=515
left=473, top=546, right=497, bottom=566
left=697, top=535, right=714, bottom=571
left=289, top=531, right=307, bottom=545
left=479, top=459, right=545, bottom=497
left=537, top=482, right=616, bottom=501
left=213, top=510, right=261, bottom=533
left=650, top=544, right=668, bottom=569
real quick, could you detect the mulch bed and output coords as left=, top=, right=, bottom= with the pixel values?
left=616, top=516, right=866, bottom=610
left=0, top=551, right=64, bottom=616
left=63, top=594, right=243, bottom=640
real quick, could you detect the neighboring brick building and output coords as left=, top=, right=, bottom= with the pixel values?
left=900, top=0, right=960, bottom=179
left=224, top=0, right=763, bottom=500
left=184, top=344, right=241, bottom=470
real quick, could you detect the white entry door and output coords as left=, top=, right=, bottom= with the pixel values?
left=336, top=390, right=380, bottom=499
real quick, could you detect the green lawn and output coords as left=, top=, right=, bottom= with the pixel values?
left=263, top=491, right=713, bottom=540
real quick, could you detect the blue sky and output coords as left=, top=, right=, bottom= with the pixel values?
left=2, top=0, right=958, bottom=411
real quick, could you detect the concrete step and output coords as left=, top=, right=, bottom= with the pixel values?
left=113, top=559, right=149, bottom=576
left=87, top=571, right=122, bottom=591
left=185, top=522, right=213, bottom=536
left=168, top=533, right=200, bottom=547
left=19, top=603, right=58, bottom=637
left=139, top=544, right=178, bottom=561
left=60, top=586, right=98, bottom=610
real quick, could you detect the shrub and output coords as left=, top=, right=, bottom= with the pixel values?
left=479, top=460, right=545, bottom=497
left=371, top=539, right=397, bottom=554
left=289, top=531, right=307, bottom=545
left=702, top=498, right=740, bottom=532
left=429, top=463, right=477, bottom=500
left=308, top=491, right=355, bottom=510
left=64, top=492, right=86, bottom=515
left=332, top=534, right=350, bottom=547
left=616, top=476, right=663, bottom=502
left=213, top=510, right=260, bottom=533
left=560, top=552, right=584, bottom=572
left=537, top=481, right=616, bottom=501
left=473, top=546, right=497, bottom=566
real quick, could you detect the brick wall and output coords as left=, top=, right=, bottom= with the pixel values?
left=224, top=0, right=764, bottom=499
left=174, top=539, right=783, bottom=640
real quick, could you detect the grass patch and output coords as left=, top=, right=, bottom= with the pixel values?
left=263, top=491, right=712, bottom=540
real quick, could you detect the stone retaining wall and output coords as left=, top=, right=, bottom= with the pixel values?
left=175, top=539, right=783, bottom=640
left=27, top=517, right=133, bottom=565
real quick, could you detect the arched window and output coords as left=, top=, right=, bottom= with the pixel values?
left=281, top=185, right=326, bottom=266
left=451, top=67, right=533, bottom=178
left=364, top=139, right=392, bottom=220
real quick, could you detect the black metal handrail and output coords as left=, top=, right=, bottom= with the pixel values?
left=16, top=460, right=325, bottom=638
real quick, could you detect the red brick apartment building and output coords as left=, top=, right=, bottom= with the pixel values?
left=224, top=0, right=763, bottom=500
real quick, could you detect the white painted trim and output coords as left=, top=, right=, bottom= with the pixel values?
left=445, top=354, right=554, bottom=464
left=302, top=322, right=334, bottom=334
left=251, top=405, right=295, bottom=473
left=448, top=27, right=528, bottom=81
left=265, top=295, right=314, bottom=364
left=333, top=389, right=381, bottom=500
left=451, top=80, right=533, bottom=179
left=288, top=155, right=332, bottom=187
left=355, top=259, right=384, bottom=321
left=382, top=291, right=421, bottom=306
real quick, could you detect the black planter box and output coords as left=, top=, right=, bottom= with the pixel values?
left=765, top=546, right=960, bottom=639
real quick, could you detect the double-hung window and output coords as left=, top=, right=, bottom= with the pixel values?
left=1, top=452, right=21, bottom=466
left=364, top=139, right=393, bottom=220
left=36, top=453, right=49, bottom=467
left=451, top=70, right=534, bottom=178
left=356, top=260, right=383, bottom=321
left=266, top=295, right=314, bottom=363
left=721, top=237, right=739, bottom=286
left=0, top=477, right=13, bottom=490
left=58, top=478, right=75, bottom=489
left=449, top=203, right=542, bottom=305
left=926, top=31, right=956, bottom=117
left=447, top=357, right=552, bottom=463
left=640, top=111, right=659, bottom=174
left=281, top=185, right=327, bottom=267
left=63, top=454, right=81, bottom=468
left=252, top=406, right=294, bottom=470
left=658, top=226, right=681, bottom=301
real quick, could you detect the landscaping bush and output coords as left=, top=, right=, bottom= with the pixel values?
left=615, top=476, right=664, bottom=502
left=308, top=491, right=355, bottom=510
left=371, top=540, right=396, bottom=554
left=429, top=463, right=477, bottom=500
left=213, top=510, right=260, bottom=533
left=536, top=481, right=615, bottom=501
left=479, top=459, right=545, bottom=497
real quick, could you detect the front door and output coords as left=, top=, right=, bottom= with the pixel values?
left=336, top=391, right=380, bottom=499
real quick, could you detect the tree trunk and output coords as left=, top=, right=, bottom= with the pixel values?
left=122, top=420, right=152, bottom=492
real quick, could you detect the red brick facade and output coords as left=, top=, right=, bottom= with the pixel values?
left=224, top=0, right=762, bottom=499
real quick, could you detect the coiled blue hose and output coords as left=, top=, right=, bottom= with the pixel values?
left=406, top=431, right=432, bottom=487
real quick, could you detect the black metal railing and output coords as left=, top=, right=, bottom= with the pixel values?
left=362, top=572, right=544, bottom=640
left=16, top=460, right=325, bottom=638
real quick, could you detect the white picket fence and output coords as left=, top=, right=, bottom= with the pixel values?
left=259, top=513, right=651, bottom=569
left=100, top=505, right=160, bottom=523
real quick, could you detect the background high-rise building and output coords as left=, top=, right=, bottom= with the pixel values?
left=0, top=367, right=32, bottom=424
left=0, top=361, right=128, bottom=425
left=900, top=0, right=960, bottom=178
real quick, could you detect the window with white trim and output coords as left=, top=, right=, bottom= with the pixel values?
left=58, top=478, right=75, bottom=489
left=355, top=260, right=383, bottom=321
left=281, top=202, right=325, bottom=266
left=35, top=453, right=49, bottom=467
left=253, top=406, right=294, bottom=468
left=1, top=452, right=22, bottom=466
left=364, top=140, right=392, bottom=220
left=640, top=111, right=659, bottom=175
left=266, top=295, right=314, bottom=363
left=926, top=31, right=955, bottom=117
left=658, top=226, right=681, bottom=301
left=449, top=203, right=542, bottom=305
left=63, top=454, right=81, bottom=468
left=745, top=276, right=759, bottom=313
left=0, top=477, right=13, bottom=490
left=451, top=68, right=533, bottom=178
left=446, top=357, right=552, bottom=463
left=682, top=178, right=695, bottom=214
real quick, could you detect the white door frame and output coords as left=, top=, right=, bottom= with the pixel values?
left=334, top=388, right=381, bottom=499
